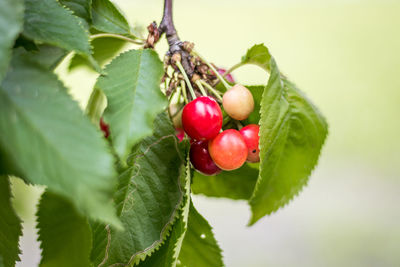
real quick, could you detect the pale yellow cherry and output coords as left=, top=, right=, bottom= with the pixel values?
left=222, top=84, right=254, bottom=120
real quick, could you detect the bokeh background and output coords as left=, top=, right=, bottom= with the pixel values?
left=13, top=0, right=400, bottom=266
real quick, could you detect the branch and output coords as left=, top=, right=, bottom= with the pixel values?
left=159, top=0, right=193, bottom=77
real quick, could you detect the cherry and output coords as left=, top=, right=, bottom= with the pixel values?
left=239, top=124, right=260, bottom=163
left=175, top=128, right=185, bottom=142
left=217, top=68, right=235, bottom=84
left=208, top=129, right=248, bottom=171
left=223, top=84, right=254, bottom=120
left=190, top=140, right=221, bottom=176
left=182, top=96, right=223, bottom=140
left=99, top=118, right=110, bottom=138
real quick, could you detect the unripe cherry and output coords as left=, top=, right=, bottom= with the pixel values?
left=182, top=96, right=223, bottom=140
left=190, top=140, right=221, bottom=176
left=208, top=129, right=248, bottom=171
left=99, top=118, right=110, bottom=138
left=239, top=124, right=260, bottom=163
left=222, top=84, right=254, bottom=120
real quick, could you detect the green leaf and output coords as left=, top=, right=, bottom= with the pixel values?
left=23, top=0, right=91, bottom=56
left=240, top=44, right=271, bottom=71
left=243, top=85, right=264, bottom=125
left=137, top=157, right=192, bottom=267
left=249, top=58, right=328, bottom=225
left=192, top=163, right=259, bottom=200
left=91, top=113, right=187, bottom=266
left=59, top=0, right=91, bottom=23
left=0, top=0, right=24, bottom=82
left=37, top=191, right=92, bottom=267
left=91, top=0, right=130, bottom=35
left=178, top=203, right=223, bottom=267
left=95, top=49, right=167, bottom=161
left=16, top=46, right=67, bottom=70
left=0, top=176, right=22, bottom=267
left=69, top=37, right=127, bottom=70
left=0, top=52, right=120, bottom=227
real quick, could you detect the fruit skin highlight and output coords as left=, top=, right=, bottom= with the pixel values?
left=240, top=124, right=260, bottom=163
left=190, top=140, right=221, bottom=176
left=208, top=129, right=248, bottom=171
left=182, top=96, right=223, bottom=140
left=222, top=84, right=254, bottom=120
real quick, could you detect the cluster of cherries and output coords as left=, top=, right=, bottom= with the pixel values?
left=179, top=81, right=260, bottom=176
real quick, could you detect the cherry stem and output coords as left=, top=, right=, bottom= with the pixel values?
left=192, top=50, right=232, bottom=90
left=224, top=62, right=244, bottom=77
left=200, top=80, right=223, bottom=102
left=180, top=80, right=189, bottom=104
left=195, top=80, right=207, bottom=96
left=159, top=0, right=193, bottom=77
left=176, top=61, right=196, bottom=100
left=90, top=33, right=143, bottom=45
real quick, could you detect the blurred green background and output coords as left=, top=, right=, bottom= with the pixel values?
left=14, top=0, right=400, bottom=266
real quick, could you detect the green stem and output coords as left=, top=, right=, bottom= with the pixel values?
left=176, top=61, right=196, bottom=100
left=195, top=80, right=207, bottom=96
left=180, top=81, right=189, bottom=104
left=86, top=88, right=106, bottom=124
left=200, top=80, right=223, bottom=102
left=224, top=62, right=244, bottom=77
left=90, top=33, right=143, bottom=45
left=192, top=50, right=231, bottom=90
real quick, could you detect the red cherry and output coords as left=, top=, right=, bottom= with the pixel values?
left=239, top=124, right=260, bottom=163
left=217, top=68, right=235, bottom=84
left=208, top=129, right=248, bottom=171
left=99, top=118, right=110, bottom=138
left=190, top=140, right=221, bottom=176
left=182, top=96, right=223, bottom=140
left=175, top=128, right=185, bottom=142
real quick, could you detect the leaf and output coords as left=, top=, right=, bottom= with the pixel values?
left=23, top=0, right=91, bottom=56
left=0, top=52, right=120, bottom=227
left=192, top=163, right=259, bottom=200
left=59, top=0, right=92, bottom=23
left=69, top=37, right=127, bottom=70
left=137, top=156, right=192, bottom=267
left=249, top=58, right=328, bottom=225
left=0, top=0, right=24, bottom=82
left=178, top=203, right=223, bottom=267
left=240, top=44, right=271, bottom=71
left=37, top=191, right=92, bottom=267
left=243, top=85, right=264, bottom=125
left=91, top=113, right=187, bottom=266
left=95, top=49, right=167, bottom=161
left=0, top=176, right=22, bottom=267
left=91, top=0, right=130, bottom=35
left=16, top=46, right=67, bottom=70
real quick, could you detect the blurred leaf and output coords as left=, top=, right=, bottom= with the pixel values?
left=16, top=46, right=67, bottom=70
left=59, top=0, right=91, bottom=23
left=95, top=49, right=166, bottom=161
left=243, top=85, right=264, bottom=124
left=249, top=58, right=328, bottom=225
left=14, top=35, right=39, bottom=51
left=178, top=203, right=223, bottom=267
left=91, top=0, right=130, bottom=35
left=69, top=37, right=127, bottom=70
left=91, top=113, right=187, bottom=266
left=23, top=0, right=91, bottom=56
left=0, top=0, right=24, bottom=82
left=0, top=176, right=22, bottom=267
left=0, top=53, right=120, bottom=227
left=137, top=156, right=192, bottom=267
left=37, top=191, right=92, bottom=267
left=241, top=44, right=271, bottom=71
left=192, top=163, right=258, bottom=200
